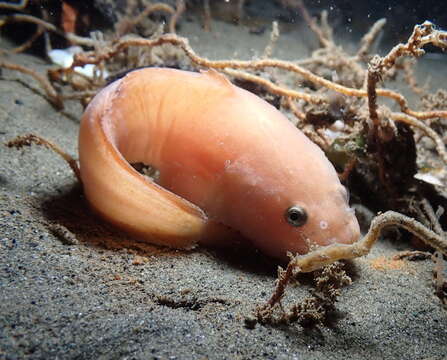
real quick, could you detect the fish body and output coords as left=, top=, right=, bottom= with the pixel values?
left=79, top=68, right=360, bottom=259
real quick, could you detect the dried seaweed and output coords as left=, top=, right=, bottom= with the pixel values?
left=253, top=261, right=351, bottom=328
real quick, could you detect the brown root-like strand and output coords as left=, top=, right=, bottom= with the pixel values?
left=0, top=0, right=28, bottom=9
left=169, top=0, right=185, bottom=33
left=389, top=112, right=447, bottom=164
left=5, top=134, right=81, bottom=182
left=0, top=60, right=63, bottom=110
left=263, top=210, right=447, bottom=312
left=222, top=68, right=323, bottom=104
left=116, top=2, right=175, bottom=36
left=74, top=33, right=447, bottom=121
left=0, top=14, right=96, bottom=46
left=357, top=18, right=387, bottom=59
left=292, top=211, right=447, bottom=273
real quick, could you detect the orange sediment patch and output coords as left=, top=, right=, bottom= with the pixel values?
left=369, top=256, right=406, bottom=271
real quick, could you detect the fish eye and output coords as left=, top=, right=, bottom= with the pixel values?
left=285, top=205, right=307, bottom=227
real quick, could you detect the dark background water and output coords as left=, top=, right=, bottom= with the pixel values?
left=1, top=0, right=447, bottom=53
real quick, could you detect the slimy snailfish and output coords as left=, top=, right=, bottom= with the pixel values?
left=79, top=67, right=360, bottom=260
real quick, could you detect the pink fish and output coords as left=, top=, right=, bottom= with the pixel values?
left=79, top=68, right=360, bottom=260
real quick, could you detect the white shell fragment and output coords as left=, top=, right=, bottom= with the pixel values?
left=322, top=120, right=346, bottom=141
left=414, top=172, right=444, bottom=187
left=47, top=48, right=74, bottom=68
left=48, top=46, right=109, bottom=79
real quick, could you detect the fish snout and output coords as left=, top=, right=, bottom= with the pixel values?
left=324, top=209, right=361, bottom=246
left=343, top=210, right=361, bottom=245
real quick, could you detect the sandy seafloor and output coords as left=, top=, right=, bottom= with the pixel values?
left=1, top=12, right=447, bottom=360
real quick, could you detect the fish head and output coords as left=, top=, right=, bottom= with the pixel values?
left=219, top=100, right=361, bottom=260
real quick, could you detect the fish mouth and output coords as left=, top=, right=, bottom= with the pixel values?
left=291, top=208, right=361, bottom=255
